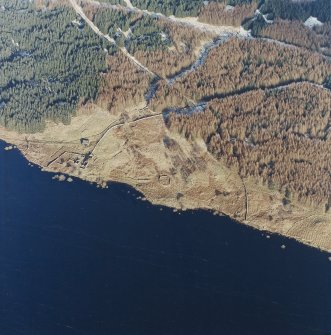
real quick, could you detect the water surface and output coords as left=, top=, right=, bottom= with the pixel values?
left=0, top=141, right=330, bottom=335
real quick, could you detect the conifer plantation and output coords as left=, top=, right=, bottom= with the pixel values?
left=0, top=0, right=108, bottom=132
left=1, top=0, right=331, bottom=214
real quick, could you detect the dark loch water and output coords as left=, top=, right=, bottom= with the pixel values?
left=1, top=141, right=331, bottom=335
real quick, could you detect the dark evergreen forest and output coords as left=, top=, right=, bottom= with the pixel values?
left=92, top=9, right=171, bottom=52
left=0, top=0, right=108, bottom=132
left=130, top=0, right=255, bottom=17
left=130, top=0, right=330, bottom=22
left=262, top=0, right=331, bottom=23
left=1, top=0, right=330, bottom=133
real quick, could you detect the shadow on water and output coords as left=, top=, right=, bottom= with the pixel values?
left=0, top=141, right=331, bottom=335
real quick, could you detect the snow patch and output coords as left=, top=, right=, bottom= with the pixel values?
left=225, top=5, right=234, bottom=12
left=11, top=39, right=19, bottom=47
left=255, top=9, right=273, bottom=24
left=159, top=32, right=168, bottom=41
left=304, top=16, right=323, bottom=29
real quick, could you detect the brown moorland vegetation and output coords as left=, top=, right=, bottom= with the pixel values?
left=166, top=83, right=331, bottom=209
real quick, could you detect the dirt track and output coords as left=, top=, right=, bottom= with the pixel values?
left=69, top=0, right=158, bottom=77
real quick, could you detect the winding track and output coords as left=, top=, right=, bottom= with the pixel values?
left=89, top=0, right=247, bottom=36
left=56, top=1, right=331, bottom=166
left=14, top=80, right=324, bottom=149
left=123, top=0, right=134, bottom=9
left=89, top=112, right=163, bottom=155
left=21, top=112, right=164, bottom=168
left=69, top=0, right=158, bottom=77
left=68, top=0, right=115, bottom=43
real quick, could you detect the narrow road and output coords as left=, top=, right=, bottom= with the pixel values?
left=92, top=0, right=247, bottom=36
left=90, top=112, right=163, bottom=154
left=68, top=0, right=115, bottom=43
left=120, top=47, right=158, bottom=77
left=81, top=0, right=331, bottom=61
left=123, top=0, right=134, bottom=9
left=9, top=111, right=162, bottom=152
left=69, top=0, right=158, bottom=77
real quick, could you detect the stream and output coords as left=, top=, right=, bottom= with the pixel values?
left=144, top=33, right=238, bottom=103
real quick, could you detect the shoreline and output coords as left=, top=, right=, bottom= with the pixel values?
left=1, top=137, right=330, bottom=255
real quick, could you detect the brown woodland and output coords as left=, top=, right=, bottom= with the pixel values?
left=167, top=83, right=331, bottom=209
left=199, top=2, right=257, bottom=27
left=150, top=38, right=331, bottom=112
left=97, top=52, right=151, bottom=113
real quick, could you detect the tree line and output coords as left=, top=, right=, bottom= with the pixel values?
left=88, top=4, right=214, bottom=77
left=96, top=51, right=151, bottom=114
left=150, top=38, right=331, bottom=112
left=0, top=0, right=108, bottom=132
left=262, top=0, right=331, bottom=23
left=130, top=0, right=256, bottom=18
